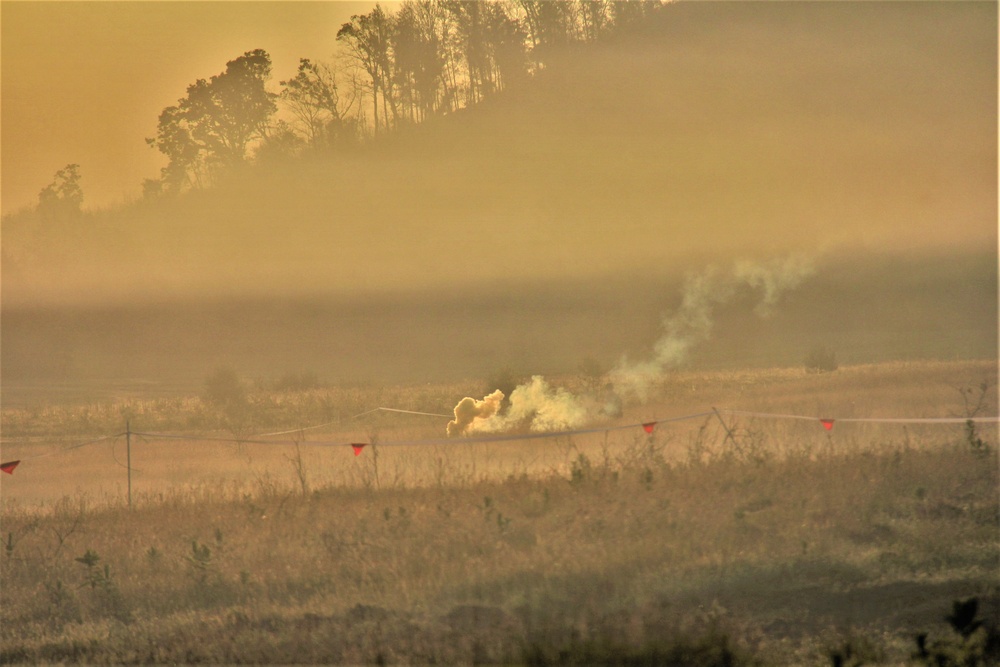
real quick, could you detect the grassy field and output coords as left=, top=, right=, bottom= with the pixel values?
left=1, top=360, right=998, bottom=664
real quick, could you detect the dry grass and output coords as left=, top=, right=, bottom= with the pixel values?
left=4, top=360, right=994, bottom=507
left=1, top=360, right=997, bottom=664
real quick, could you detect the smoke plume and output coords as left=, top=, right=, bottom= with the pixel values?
left=448, top=255, right=815, bottom=435
left=610, top=255, right=815, bottom=401
left=734, top=254, right=815, bottom=317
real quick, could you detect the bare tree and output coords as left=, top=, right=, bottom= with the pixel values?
left=577, top=0, right=612, bottom=41
left=280, top=58, right=356, bottom=148
left=337, top=5, right=398, bottom=135
left=445, top=1, right=526, bottom=105
left=393, top=1, right=445, bottom=123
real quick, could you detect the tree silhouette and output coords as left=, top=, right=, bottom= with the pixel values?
left=280, top=58, right=355, bottom=148
left=136, top=1, right=667, bottom=195
left=610, top=0, right=663, bottom=32
left=443, top=1, right=488, bottom=105
left=444, top=1, right=527, bottom=105
left=147, top=49, right=277, bottom=193
left=392, top=1, right=445, bottom=123
left=518, top=0, right=578, bottom=65
left=578, top=0, right=613, bottom=42
left=337, top=6, right=397, bottom=135
left=145, top=105, right=202, bottom=194
left=37, top=164, right=83, bottom=219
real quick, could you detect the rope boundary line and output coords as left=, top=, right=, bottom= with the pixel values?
left=4, top=409, right=998, bottom=474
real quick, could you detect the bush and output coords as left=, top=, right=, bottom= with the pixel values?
left=913, top=597, right=1000, bottom=667
left=203, top=366, right=247, bottom=409
left=577, top=356, right=608, bottom=390
left=273, top=371, right=321, bottom=392
left=805, top=346, right=839, bottom=373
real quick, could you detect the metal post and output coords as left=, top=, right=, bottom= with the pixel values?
left=126, top=420, right=132, bottom=510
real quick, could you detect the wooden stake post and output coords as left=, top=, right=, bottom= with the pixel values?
left=126, top=420, right=132, bottom=510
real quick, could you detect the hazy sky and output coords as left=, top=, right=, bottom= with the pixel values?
left=1, top=1, right=379, bottom=215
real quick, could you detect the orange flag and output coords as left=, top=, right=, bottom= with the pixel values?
left=820, top=419, right=835, bottom=431
left=1, top=460, right=20, bottom=474
left=351, top=443, right=366, bottom=456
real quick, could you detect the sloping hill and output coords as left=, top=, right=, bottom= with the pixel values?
left=2, top=1, right=994, bottom=305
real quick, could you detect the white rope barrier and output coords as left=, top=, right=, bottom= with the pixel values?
left=3, top=408, right=997, bottom=473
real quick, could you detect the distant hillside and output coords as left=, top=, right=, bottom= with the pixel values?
left=1, top=1, right=995, bottom=306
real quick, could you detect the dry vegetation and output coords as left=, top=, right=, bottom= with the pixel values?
left=1, top=360, right=997, bottom=664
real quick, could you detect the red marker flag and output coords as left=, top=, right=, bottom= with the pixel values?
left=820, top=419, right=835, bottom=431
left=1, top=460, right=21, bottom=475
left=351, top=443, right=367, bottom=456
left=642, top=422, right=657, bottom=434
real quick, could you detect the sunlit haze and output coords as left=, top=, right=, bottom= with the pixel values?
left=2, top=1, right=377, bottom=214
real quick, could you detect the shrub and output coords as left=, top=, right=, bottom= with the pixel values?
left=577, top=356, right=608, bottom=390
left=203, top=365, right=247, bottom=409
left=273, top=371, right=321, bottom=392
left=913, top=597, right=1000, bottom=667
left=805, top=346, right=839, bottom=373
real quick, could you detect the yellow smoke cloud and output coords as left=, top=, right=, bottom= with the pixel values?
left=446, top=389, right=504, bottom=437
left=447, top=376, right=591, bottom=436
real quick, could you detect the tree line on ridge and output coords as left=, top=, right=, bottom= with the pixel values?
left=32, top=0, right=665, bottom=215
